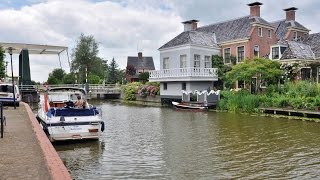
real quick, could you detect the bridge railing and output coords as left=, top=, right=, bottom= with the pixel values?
left=19, top=84, right=120, bottom=93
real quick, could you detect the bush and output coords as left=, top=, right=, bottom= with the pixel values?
left=122, top=82, right=142, bottom=101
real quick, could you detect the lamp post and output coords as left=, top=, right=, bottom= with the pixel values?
left=7, top=47, right=16, bottom=109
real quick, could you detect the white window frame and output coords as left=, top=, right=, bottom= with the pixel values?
left=180, top=55, right=187, bottom=68
left=204, top=55, right=211, bottom=68
left=163, top=57, right=169, bottom=69
left=293, top=31, right=298, bottom=40
left=268, top=29, right=271, bottom=38
left=237, top=46, right=245, bottom=63
left=237, top=80, right=245, bottom=89
left=194, top=54, right=200, bottom=68
left=254, top=45, right=259, bottom=57
left=258, top=27, right=262, bottom=37
left=223, top=48, right=231, bottom=64
left=271, top=47, right=280, bottom=60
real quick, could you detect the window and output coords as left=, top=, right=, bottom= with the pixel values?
left=163, top=57, right=169, bottom=69
left=268, top=29, right=271, bottom=38
left=280, top=46, right=286, bottom=54
left=180, top=55, right=187, bottom=68
left=224, top=48, right=231, bottom=64
left=293, top=31, right=297, bottom=40
left=182, top=82, right=186, bottom=90
left=254, top=45, right=259, bottom=57
left=204, top=56, right=211, bottom=68
left=272, top=47, right=279, bottom=59
left=237, top=46, right=244, bottom=62
left=194, top=54, right=200, bottom=67
left=301, top=68, right=311, bottom=80
left=258, top=27, right=262, bottom=37
left=163, top=83, right=167, bottom=90
left=237, top=80, right=245, bottom=89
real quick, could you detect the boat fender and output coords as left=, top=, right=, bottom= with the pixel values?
left=101, top=121, right=105, bottom=132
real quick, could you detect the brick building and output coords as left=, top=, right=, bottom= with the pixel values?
left=150, top=1, right=320, bottom=101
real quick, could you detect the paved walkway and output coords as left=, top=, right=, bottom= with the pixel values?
left=0, top=103, right=71, bottom=180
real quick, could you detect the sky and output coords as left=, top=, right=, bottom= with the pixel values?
left=0, top=0, right=319, bottom=82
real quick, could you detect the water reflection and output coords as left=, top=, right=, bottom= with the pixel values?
left=56, top=101, right=320, bottom=179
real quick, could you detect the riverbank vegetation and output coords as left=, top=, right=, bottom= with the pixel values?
left=122, top=82, right=160, bottom=101
left=213, top=56, right=320, bottom=113
left=218, top=81, right=320, bottom=113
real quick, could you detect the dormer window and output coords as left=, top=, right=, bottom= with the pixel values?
left=258, top=27, right=262, bottom=37
left=272, top=47, right=279, bottom=59
left=271, top=46, right=287, bottom=60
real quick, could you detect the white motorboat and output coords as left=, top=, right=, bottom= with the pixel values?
left=36, top=87, right=104, bottom=142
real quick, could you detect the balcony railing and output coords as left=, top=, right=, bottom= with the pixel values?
left=149, top=68, right=218, bottom=81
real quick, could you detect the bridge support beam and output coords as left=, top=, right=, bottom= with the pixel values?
left=19, top=49, right=31, bottom=85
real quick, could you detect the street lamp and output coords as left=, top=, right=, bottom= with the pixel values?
left=7, top=47, right=16, bottom=109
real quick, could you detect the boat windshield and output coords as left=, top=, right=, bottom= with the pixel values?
left=0, top=85, right=14, bottom=93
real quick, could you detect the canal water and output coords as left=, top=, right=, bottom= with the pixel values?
left=54, top=101, right=320, bottom=179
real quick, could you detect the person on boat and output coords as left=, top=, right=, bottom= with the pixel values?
left=74, top=95, right=84, bottom=108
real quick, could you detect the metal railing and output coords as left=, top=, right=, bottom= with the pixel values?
left=149, top=68, right=218, bottom=79
left=18, top=84, right=121, bottom=95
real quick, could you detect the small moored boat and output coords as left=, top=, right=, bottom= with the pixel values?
left=172, top=101, right=208, bottom=110
left=36, top=87, right=104, bottom=142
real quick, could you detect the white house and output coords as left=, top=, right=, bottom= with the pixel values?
left=149, top=20, right=220, bottom=103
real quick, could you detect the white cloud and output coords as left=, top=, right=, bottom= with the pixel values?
left=0, top=0, right=319, bottom=82
left=0, top=0, right=182, bottom=82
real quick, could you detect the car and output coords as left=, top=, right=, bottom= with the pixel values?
left=0, top=84, right=21, bottom=106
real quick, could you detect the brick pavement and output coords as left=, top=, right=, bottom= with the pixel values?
left=0, top=102, right=71, bottom=180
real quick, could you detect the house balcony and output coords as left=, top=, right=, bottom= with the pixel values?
left=149, top=68, right=218, bottom=82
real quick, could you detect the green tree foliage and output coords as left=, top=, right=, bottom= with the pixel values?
left=139, top=72, right=149, bottom=83
left=0, top=46, right=6, bottom=79
left=106, top=58, right=119, bottom=84
left=211, top=55, right=232, bottom=80
left=71, top=33, right=107, bottom=83
left=226, top=58, right=283, bottom=86
left=88, top=74, right=101, bottom=84
left=62, top=73, right=75, bottom=84
left=47, top=76, right=59, bottom=84
left=47, top=68, right=66, bottom=84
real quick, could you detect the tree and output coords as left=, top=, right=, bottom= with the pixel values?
left=139, top=72, right=149, bottom=83
left=47, top=68, right=66, bottom=84
left=212, top=55, right=232, bottom=89
left=47, top=76, right=59, bottom=84
left=71, top=33, right=101, bottom=83
left=126, top=65, right=136, bottom=76
left=225, top=58, right=283, bottom=89
left=88, top=74, right=101, bottom=84
left=106, top=58, right=119, bottom=84
left=0, top=46, right=6, bottom=79
left=62, top=73, right=75, bottom=84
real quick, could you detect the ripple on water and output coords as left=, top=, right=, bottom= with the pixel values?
left=55, top=102, right=320, bottom=179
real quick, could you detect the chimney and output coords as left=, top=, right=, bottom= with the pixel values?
left=138, top=52, right=142, bottom=59
left=182, top=20, right=199, bottom=32
left=248, top=2, right=263, bottom=17
left=284, top=7, right=298, bottom=21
